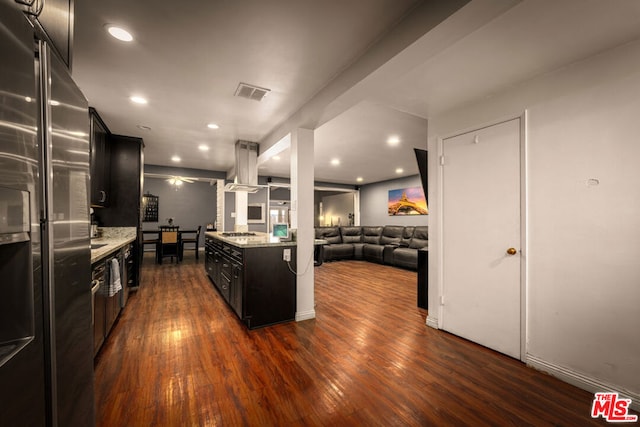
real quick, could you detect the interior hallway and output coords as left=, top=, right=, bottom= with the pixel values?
left=94, top=252, right=608, bottom=426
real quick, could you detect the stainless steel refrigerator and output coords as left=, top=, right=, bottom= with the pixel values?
left=0, top=2, right=95, bottom=426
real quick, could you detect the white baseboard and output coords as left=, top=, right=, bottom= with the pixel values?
left=426, top=315, right=439, bottom=329
left=295, top=310, right=316, bottom=322
left=526, top=354, right=640, bottom=412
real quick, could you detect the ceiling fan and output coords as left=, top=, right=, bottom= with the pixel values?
left=166, top=176, right=195, bottom=186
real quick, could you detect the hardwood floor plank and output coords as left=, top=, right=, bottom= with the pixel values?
left=94, top=253, right=616, bottom=426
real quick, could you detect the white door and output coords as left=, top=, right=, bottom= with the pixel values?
left=441, top=118, right=523, bottom=359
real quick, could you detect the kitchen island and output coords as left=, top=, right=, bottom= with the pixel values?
left=204, top=232, right=297, bottom=329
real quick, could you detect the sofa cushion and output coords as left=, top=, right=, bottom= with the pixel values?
left=324, top=243, right=354, bottom=261
left=362, top=226, right=383, bottom=244
left=316, top=226, right=342, bottom=244
left=393, top=247, right=419, bottom=270
left=340, top=226, right=363, bottom=243
left=399, top=226, right=415, bottom=247
left=363, top=244, right=385, bottom=264
left=380, top=225, right=405, bottom=245
left=352, top=243, right=365, bottom=260
left=409, top=226, right=428, bottom=249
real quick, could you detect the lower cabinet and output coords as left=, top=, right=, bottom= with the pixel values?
left=205, top=238, right=296, bottom=329
left=105, top=290, right=121, bottom=334
left=417, top=249, right=428, bottom=309
left=230, top=262, right=243, bottom=318
left=92, top=282, right=106, bottom=356
left=92, top=251, right=124, bottom=357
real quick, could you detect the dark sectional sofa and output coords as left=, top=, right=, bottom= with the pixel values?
left=315, top=225, right=428, bottom=271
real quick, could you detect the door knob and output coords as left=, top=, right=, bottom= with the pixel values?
left=506, top=248, right=517, bottom=255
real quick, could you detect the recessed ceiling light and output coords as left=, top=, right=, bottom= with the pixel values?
left=171, top=156, right=181, bottom=162
left=272, top=155, right=281, bottom=161
left=106, top=26, right=133, bottom=42
left=330, top=158, right=340, bottom=166
left=130, top=96, right=147, bottom=105
left=198, top=145, right=209, bottom=151
left=207, top=123, right=219, bottom=129
left=395, top=168, right=404, bottom=174
left=49, top=100, right=60, bottom=106
left=356, top=177, right=363, bottom=182
left=387, top=136, right=401, bottom=146
left=136, top=124, right=152, bottom=131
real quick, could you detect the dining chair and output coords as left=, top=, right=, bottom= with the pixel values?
left=180, top=225, right=201, bottom=260
left=159, top=226, right=180, bottom=264
left=141, top=231, right=160, bottom=264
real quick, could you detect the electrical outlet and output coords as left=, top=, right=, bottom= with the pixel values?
left=283, top=248, right=291, bottom=262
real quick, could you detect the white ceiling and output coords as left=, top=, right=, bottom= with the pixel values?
left=72, top=0, right=640, bottom=186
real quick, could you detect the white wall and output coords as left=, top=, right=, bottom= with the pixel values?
left=428, top=38, right=640, bottom=401
left=360, top=174, right=428, bottom=226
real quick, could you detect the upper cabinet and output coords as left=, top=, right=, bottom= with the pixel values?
left=37, top=0, right=73, bottom=67
left=100, top=134, right=144, bottom=228
left=90, top=108, right=111, bottom=207
left=16, top=0, right=74, bottom=67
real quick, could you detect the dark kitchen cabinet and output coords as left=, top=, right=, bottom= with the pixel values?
left=205, top=236, right=214, bottom=277
left=90, top=108, right=110, bottom=207
left=206, top=236, right=223, bottom=289
left=105, top=289, right=120, bottom=335
left=37, top=0, right=73, bottom=67
left=417, top=249, right=428, bottom=309
left=92, top=253, right=123, bottom=357
left=17, top=0, right=74, bottom=68
left=92, top=261, right=106, bottom=357
left=99, top=134, right=143, bottom=289
left=230, top=263, right=243, bottom=318
left=205, top=235, right=296, bottom=329
left=100, top=134, right=143, bottom=227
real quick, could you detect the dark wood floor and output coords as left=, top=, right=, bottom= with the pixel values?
left=94, top=252, right=610, bottom=426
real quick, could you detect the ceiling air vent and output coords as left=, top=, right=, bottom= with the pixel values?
left=234, top=82, right=270, bottom=102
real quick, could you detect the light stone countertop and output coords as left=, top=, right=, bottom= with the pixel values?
left=205, top=231, right=297, bottom=248
left=91, top=227, right=137, bottom=264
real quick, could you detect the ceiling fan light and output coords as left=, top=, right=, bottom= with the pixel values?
left=106, top=26, right=133, bottom=42
left=130, top=96, right=148, bottom=105
left=387, top=136, right=401, bottom=146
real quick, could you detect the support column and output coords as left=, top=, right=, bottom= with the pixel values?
left=290, top=128, right=315, bottom=321
left=234, top=191, right=248, bottom=232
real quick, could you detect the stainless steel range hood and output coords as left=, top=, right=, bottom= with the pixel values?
left=224, top=140, right=264, bottom=193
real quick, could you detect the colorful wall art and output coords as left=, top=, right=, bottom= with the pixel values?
left=388, top=187, right=428, bottom=215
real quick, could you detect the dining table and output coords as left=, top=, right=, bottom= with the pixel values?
left=143, top=228, right=199, bottom=263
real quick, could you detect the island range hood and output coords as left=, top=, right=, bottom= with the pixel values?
left=224, top=140, right=264, bottom=193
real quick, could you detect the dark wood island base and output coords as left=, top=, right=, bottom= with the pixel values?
left=205, top=232, right=297, bottom=329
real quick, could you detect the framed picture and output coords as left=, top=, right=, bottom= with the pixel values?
left=388, top=187, right=428, bottom=215
left=142, top=194, right=159, bottom=222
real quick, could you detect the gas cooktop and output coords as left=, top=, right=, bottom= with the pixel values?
left=220, top=232, right=256, bottom=237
